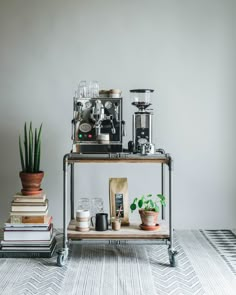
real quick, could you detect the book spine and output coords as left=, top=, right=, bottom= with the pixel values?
left=11, top=206, right=47, bottom=212
left=11, top=202, right=46, bottom=206
left=13, top=198, right=47, bottom=204
left=13, top=193, right=46, bottom=198
left=10, top=210, right=48, bottom=217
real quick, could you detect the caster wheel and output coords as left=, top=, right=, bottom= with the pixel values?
left=169, top=253, right=177, bottom=267
left=168, top=248, right=178, bottom=267
left=57, top=253, right=66, bottom=266
left=57, top=250, right=68, bottom=267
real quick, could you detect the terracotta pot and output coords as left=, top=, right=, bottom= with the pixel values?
left=19, top=171, right=44, bottom=196
left=139, top=209, right=158, bottom=227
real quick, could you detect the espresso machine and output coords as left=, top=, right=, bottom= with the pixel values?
left=129, top=89, right=155, bottom=155
left=72, top=90, right=125, bottom=153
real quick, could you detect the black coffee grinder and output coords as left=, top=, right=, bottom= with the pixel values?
left=128, top=89, right=155, bottom=155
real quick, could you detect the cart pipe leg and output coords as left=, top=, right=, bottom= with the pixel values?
left=156, top=148, right=166, bottom=220
left=70, top=163, right=75, bottom=220
left=168, top=154, right=174, bottom=251
left=161, top=163, right=165, bottom=220
left=63, top=154, right=70, bottom=250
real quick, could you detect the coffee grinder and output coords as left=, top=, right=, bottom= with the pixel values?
left=129, top=89, right=155, bottom=155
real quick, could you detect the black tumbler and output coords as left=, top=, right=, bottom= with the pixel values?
left=93, top=213, right=108, bottom=231
left=128, top=140, right=134, bottom=153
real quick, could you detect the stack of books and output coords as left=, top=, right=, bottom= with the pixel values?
left=0, top=192, right=56, bottom=258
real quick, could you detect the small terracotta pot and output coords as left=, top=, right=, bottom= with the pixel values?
left=139, top=209, right=158, bottom=227
left=19, top=171, right=44, bottom=196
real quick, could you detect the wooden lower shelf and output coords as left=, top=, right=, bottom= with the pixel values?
left=67, top=220, right=169, bottom=240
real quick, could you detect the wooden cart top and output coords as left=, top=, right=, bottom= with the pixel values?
left=64, top=152, right=171, bottom=164
left=68, top=220, right=169, bottom=240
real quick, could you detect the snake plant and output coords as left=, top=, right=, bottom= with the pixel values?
left=19, top=122, right=42, bottom=173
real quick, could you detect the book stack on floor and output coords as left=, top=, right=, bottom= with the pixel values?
left=0, top=192, right=56, bottom=258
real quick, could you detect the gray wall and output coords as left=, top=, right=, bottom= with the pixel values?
left=0, top=0, right=235, bottom=228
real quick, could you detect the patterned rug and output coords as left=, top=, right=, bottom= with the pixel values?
left=0, top=230, right=236, bottom=295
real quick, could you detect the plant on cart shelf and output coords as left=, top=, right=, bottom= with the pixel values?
left=130, top=194, right=166, bottom=230
left=19, top=122, right=44, bottom=195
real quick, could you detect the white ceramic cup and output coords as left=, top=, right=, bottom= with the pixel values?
left=77, top=220, right=90, bottom=228
left=76, top=210, right=90, bottom=221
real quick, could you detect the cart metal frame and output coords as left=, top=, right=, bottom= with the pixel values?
left=57, top=151, right=177, bottom=267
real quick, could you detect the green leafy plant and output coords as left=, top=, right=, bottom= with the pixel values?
left=19, top=122, right=42, bottom=173
left=130, top=194, right=166, bottom=213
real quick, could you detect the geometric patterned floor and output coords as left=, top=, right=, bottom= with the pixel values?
left=148, top=238, right=205, bottom=295
left=1, top=230, right=236, bottom=295
left=200, top=230, right=236, bottom=275
left=177, top=230, right=236, bottom=295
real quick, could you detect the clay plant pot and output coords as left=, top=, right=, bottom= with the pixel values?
left=139, top=209, right=158, bottom=228
left=19, top=171, right=44, bottom=196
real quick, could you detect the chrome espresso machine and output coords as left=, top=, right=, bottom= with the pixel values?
left=72, top=84, right=125, bottom=153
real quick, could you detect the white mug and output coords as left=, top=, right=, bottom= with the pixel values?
left=76, top=209, right=90, bottom=221
left=77, top=220, right=90, bottom=228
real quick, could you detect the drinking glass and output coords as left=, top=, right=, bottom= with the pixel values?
left=89, top=80, right=99, bottom=98
left=78, top=80, right=88, bottom=98
left=77, top=197, right=90, bottom=211
left=91, top=197, right=104, bottom=216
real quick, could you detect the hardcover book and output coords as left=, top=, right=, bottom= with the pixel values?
left=1, top=237, right=56, bottom=251
left=11, top=200, right=48, bottom=212
left=13, top=192, right=46, bottom=203
left=1, top=232, right=56, bottom=247
left=3, top=224, right=53, bottom=241
left=0, top=241, right=56, bottom=258
left=10, top=209, right=48, bottom=217
left=5, top=216, right=52, bottom=228
left=10, top=215, right=49, bottom=224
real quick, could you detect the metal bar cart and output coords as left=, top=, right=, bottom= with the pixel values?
left=57, top=151, right=177, bottom=267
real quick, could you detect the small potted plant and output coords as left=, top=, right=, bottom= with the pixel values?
left=130, top=194, right=166, bottom=230
left=19, top=122, right=43, bottom=195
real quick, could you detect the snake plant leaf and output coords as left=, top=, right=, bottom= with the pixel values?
left=24, top=122, right=28, bottom=172
left=37, top=142, right=41, bottom=172
left=29, top=122, right=33, bottom=172
left=33, top=128, right=38, bottom=172
left=19, top=135, right=25, bottom=171
left=35, top=123, right=42, bottom=172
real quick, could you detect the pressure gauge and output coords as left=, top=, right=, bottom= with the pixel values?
left=105, top=101, right=113, bottom=109
left=79, top=123, right=92, bottom=133
left=85, top=101, right=92, bottom=109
